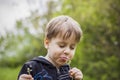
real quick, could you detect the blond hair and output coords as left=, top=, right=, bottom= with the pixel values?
left=45, top=15, right=82, bottom=43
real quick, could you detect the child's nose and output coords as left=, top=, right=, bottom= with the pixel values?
left=63, top=47, right=70, bottom=55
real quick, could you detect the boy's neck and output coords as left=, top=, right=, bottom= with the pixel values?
left=45, top=55, right=60, bottom=68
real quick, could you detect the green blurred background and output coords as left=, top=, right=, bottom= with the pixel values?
left=0, top=0, right=120, bottom=80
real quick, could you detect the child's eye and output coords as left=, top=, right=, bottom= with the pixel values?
left=70, top=47, right=74, bottom=50
left=59, top=44, right=65, bottom=48
left=70, top=45, right=75, bottom=50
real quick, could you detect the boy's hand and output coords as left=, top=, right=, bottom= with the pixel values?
left=69, top=67, right=83, bottom=80
left=19, top=74, right=34, bottom=80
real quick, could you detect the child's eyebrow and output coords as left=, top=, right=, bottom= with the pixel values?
left=57, top=41, right=66, bottom=44
left=57, top=41, right=76, bottom=46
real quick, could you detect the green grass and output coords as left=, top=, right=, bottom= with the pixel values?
left=0, top=66, right=21, bottom=80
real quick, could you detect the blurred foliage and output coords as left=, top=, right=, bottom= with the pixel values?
left=0, top=11, right=46, bottom=67
left=0, top=0, right=120, bottom=80
left=0, top=66, right=21, bottom=80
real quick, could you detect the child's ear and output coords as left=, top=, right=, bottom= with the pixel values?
left=44, top=38, right=49, bottom=49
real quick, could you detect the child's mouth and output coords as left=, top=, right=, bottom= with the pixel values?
left=60, top=57, right=69, bottom=62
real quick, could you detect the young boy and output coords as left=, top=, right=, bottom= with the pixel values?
left=18, top=15, right=83, bottom=80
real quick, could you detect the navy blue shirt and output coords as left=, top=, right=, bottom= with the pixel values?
left=18, top=56, right=73, bottom=80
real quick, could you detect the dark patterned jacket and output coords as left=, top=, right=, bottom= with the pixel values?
left=18, top=56, right=73, bottom=80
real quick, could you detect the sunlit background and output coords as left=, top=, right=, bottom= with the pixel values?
left=0, top=0, right=119, bottom=80
left=0, top=0, right=48, bottom=36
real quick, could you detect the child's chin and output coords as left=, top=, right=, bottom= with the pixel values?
left=60, top=62, right=67, bottom=65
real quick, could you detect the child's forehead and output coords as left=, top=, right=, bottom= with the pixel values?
left=59, top=27, right=77, bottom=38
left=55, top=33, right=77, bottom=43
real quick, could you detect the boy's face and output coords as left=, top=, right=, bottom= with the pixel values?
left=44, top=36, right=77, bottom=67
